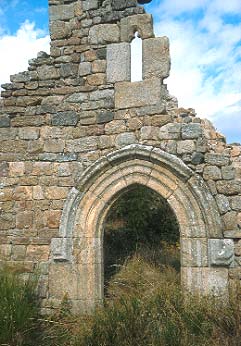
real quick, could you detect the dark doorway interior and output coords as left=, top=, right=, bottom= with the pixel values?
left=103, top=184, right=180, bottom=293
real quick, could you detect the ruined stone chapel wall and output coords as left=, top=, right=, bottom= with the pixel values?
left=0, top=0, right=240, bottom=313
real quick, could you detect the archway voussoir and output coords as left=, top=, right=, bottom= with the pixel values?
left=147, top=176, right=176, bottom=199
left=98, top=177, right=128, bottom=204
left=188, top=175, right=223, bottom=238
left=78, top=156, right=111, bottom=192
left=150, top=147, right=194, bottom=181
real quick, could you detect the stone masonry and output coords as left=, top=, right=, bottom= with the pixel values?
left=0, top=0, right=240, bottom=313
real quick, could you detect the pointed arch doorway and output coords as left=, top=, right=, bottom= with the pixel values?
left=50, top=145, right=229, bottom=313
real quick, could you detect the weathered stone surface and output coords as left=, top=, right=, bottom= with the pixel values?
left=50, top=20, right=71, bottom=40
left=208, top=239, right=234, bottom=266
left=229, top=196, right=241, bottom=211
left=120, top=14, right=154, bottom=42
left=45, top=187, right=69, bottom=200
left=216, top=180, right=241, bottom=195
left=78, top=62, right=91, bottom=76
left=205, top=153, right=230, bottom=166
left=224, top=230, right=241, bottom=239
left=182, top=267, right=229, bottom=297
left=115, top=78, right=161, bottom=109
left=107, top=43, right=131, bottom=83
left=181, top=123, right=202, bottom=139
left=89, top=24, right=120, bottom=44
left=222, top=211, right=238, bottom=230
left=92, top=60, right=106, bottom=73
left=140, top=126, right=159, bottom=140
left=0, top=162, right=9, bottom=177
left=177, top=140, right=195, bottom=154
left=181, top=238, right=208, bottom=267
left=221, top=166, right=235, bottom=180
left=105, top=120, right=126, bottom=134
left=115, top=132, right=137, bottom=147
left=203, top=165, right=222, bottom=180
left=18, top=128, right=40, bottom=140
left=49, top=3, right=75, bottom=21
left=60, top=63, right=79, bottom=78
left=37, top=65, right=60, bottom=80
left=127, top=117, right=142, bottom=130
left=52, top=111, right=79, bottom=126
left=85, top=71, right=103, bottom=85
left=90, top=88, right=114, bottom=101
left=9, top=162, right=25, bottom=176
left=82, top=0, right=98, bottom=11
left=143, top=37, right=170, bottom=80
left=79, top=111, right=96, bottom=125
left=0, top=115, right=10, bottom=127
left=66, top=137, right=98, bottom=152
left=112, top=0, right=136, bottom=10
left=26, top=245, right=49, bottom=261
left=33, top=186, right=45, bottom=200
left=215, top=194, right=230, bottom=214
left=0, top=244, right=12, bottom=260
left=44, top=139, right=65, bottom=153
left=159, top=123, right=181, bottom=140
left=12, top=245, right=26, bottom=261
left=14, top=186, right=32, bottom=201
left=65, top=92, right=88, bottom=103
left=191, top=152, right=204, bottom=164
left=16, top=211, right=33, bottom=229
left=96, top=111, right=114, bottom=124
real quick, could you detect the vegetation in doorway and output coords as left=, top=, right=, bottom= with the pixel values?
left=104, top=184, right=180, bottom=285
left=0, top=254, right=240, bottom=345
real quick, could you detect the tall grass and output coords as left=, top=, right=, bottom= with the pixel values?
left=0, top=268, right=38, bottom=346
left=0, top=251, right=239, bottom=346
left=74, top=255, right=239, bottom=346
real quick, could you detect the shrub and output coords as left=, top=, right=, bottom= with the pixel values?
left=0, top=268, right=38, bottom=346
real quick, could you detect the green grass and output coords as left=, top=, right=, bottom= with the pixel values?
left=0, top=249, right=240, bottom=346
left=0, top=268, right=38, bottom=346
left=74, top=255, right=240, bottom=346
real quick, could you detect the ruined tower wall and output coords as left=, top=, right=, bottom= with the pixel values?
left=0, top=0, right=240, bottom=313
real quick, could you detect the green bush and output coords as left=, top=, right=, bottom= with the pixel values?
left=0, top=268, right=38, bottom=346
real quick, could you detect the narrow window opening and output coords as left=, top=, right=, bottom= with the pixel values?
left=131, top=32, right=143, bottom=82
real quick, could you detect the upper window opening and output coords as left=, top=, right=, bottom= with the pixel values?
left=131, top=32, right=143, bottom=82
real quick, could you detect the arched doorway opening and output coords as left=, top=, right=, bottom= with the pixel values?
left=50, top=145, right=228, bottom=313
left=103, top=184, right=180, bottom=293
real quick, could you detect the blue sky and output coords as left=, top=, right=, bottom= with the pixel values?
left=0, top=0, right=240, bottom=143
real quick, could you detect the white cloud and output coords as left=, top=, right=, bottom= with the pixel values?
left=0, top=20, right=49, bottom=85
left=212, top=101, right=241, bottom=143
left=149, top=1, right=241, bottom=142
left=0, top=1, right=240, bottom=143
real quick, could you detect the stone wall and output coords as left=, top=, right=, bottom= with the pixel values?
left=0, top=0, right=240, bottom=313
